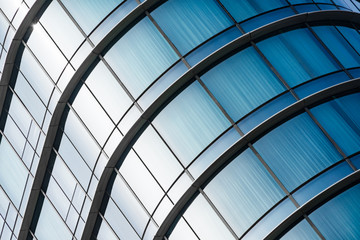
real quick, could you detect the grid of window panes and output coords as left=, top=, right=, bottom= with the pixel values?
left=1, top=0, right=360, bottom=240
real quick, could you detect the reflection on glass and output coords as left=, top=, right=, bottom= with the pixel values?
left=205, top=149, right=284, bottom=236
left=309, top=184, right=360, bottom=239
left=257, top=28, right=339, bottom=87
left=153, top=81, right=230, bottom=165
left=151, top=0, right=232, bottom=55
left=281, top=219, right=320, bottom=240
left=254, top=113, right=342, bottom=191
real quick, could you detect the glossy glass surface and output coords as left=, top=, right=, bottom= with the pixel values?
left=309, top=184, right=360, bottom=239
left=219, top=0, right=287, bottom=22
left=202, top=46, right=285, bottom=121
left=61, top=0, right=123, bottom=34
left=310, top=93, right=360, bottom=156
left=257, top=27, right=339, bottom=87
left=281, top=219, right=320, bottom=240
left=151, top=0, right=232, bottom=55
left=254, top=113, right=342, bottom=191
left=205, top=149, right=284, bottom=236
left=153, top=81, right=230, bottom=165
left=105, top=17, right=178, bottom=98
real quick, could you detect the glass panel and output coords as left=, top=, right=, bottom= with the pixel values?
left=310, top=93, right=360, bottom=156
left=61, top=0, right=123, bottom=34
left=133, top=126, right=183, bottom=190
left=34, top=196, right=72, bottom=240
left=110, top=174, right=149, bottom=236
left=183, top=194, right=235, bottom=240
left=313, top=25, right=360, bottom=69
left=104, top=198, right=140, bottom=240
left=243, top=198, right=296, bottom=240
left=105, top=17, right=178, bottom=98
left=240, top=7, right=294, bottom=33
left=292, top=161, right=353, bottom=205
left=254, top=113, right=342, bottom=191
left=0, top=138, right=28, bottom=207
left=219, top=0, right=287, bottom=22
left=168, top=218, right=198, bottom=240
left=337, top=26, right=360, bottom=54
left=119, top=150, right=164, bottom=213
left=294, top=71, right=350, bottom=99
left=97, top=219, right=119, bottom=240
left=257, top=28, right=339, bottom=87
left=281, top=219, right=320, bottom=240
left=46, top=177, right=70, bottom=219
left=205, top=148, right=285, bottom=237
left=185, top=27, right=242, bottom=66
left=151, top=0, right=232, bottom=55
left=72, top=85, right=114, bottom=146
left=27, top=24, right=67, bottom=80
left=85, top=61, right=132, bottom=123
left=309, top=184, right=360, bottom=239
left=3, top=116, right=26, bottom=156
left=202, top=46, right=286, bottom=121
left=238, top=92, right=296, bottom=134
left=153, top=81, right=230, bottom=165
left=63, top=109, right=100, bottom=169
left=40, top=0, right=84, bottom=58
left=189, top=127, right=241, bottom=179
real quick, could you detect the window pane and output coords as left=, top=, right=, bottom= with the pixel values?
left=254, top=113, right=342, bottom=191
left=153, top=81, right=230, bottom=165
left=281, top=219, right=320, bottom=240
left=219, top=0, right=287, bottom=22
left=202, top=46, right=285, bottom=121
left=151, top=0, right=232, bottom=55
left=205, top=149, right=284, bottom=236
left=257, top=28, right=339, bottom=87
left=105, top=17, right=178, bottom=98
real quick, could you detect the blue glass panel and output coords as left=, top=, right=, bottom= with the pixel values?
left=337, top=26, right=360, bottom=54
left=241, top=7, right=294, bottom=33
left=349, top=68, right=360, bottom=78
left=105, top=17, right=178, bottom=98
left=257, top=28, right=339, bottom=87
left=288, top=0, right=313, bottom=4
left=254, top=113, right=342, bottom=191
left=310, top=93, right=360, bottom=156
left=153, top=81, right=230, bottom=165
left=317, top=4, right=338, bottom=10
left=0, top=138, right=28, bottom=207
left=281, top=219, right=320, bottom=240
left=90, top=0, right=138, bottom=44
left=151, top=0, right=232, bottom=55
left=295, top=71, right=349, bottom=99
left=205, top=149, right=285, bottom=236
left=294, top=4, right=320, bottom=13
left=185, top=27, right=242, bottom=66
left=183, top=194, right=234, bottom=240
left=34, top=197, right=72, bottom=240
left=243, top=198, right=296, bottom=239
left=189, top=128, right=241, bottom=179
left=219, top=0, right=287, bottom=22
left=202, top=46, right=286, bottom=121
left=313, top=26, right=360, bottom=69
left=62, top=0, right=122, bottom=34
left=351, top=154, right=360, bottom=169
left=138, top=61, right=188, bottom=110
left=293, top=161, right=353, bottom=205
left=309, top=184, right=360, bottom=239
left=238, top=92, right=296, bottom=134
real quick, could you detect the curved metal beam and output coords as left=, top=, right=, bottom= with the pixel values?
left=81, top=10, right=360, bottom=240
left=17, top=0, right=167, bottom=239
left=264, top=170, right=360, bottom=240
left=0, top=0, right=50, bottom=125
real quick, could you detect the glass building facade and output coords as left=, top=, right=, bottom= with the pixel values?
left=1, top=0, right=360, bottom=239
